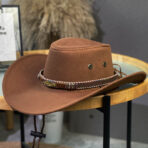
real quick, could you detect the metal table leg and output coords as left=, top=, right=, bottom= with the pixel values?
left=127, top=101, right=132, bottom=148
left=20, top=113, right=25, bottom=148
left=97, top=95, right=111, bottom=148
left=97, top=97, right=132, bottom=148
left=103, top=95, right=111, bottom=148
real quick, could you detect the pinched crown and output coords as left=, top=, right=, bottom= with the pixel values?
left=43, top=38, right=114, bottom=83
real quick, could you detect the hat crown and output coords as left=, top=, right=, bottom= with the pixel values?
left=44, top=38, right=114, bottom=82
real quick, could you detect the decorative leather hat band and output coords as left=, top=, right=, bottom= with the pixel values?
left=38, top=69, right=120, bottom=90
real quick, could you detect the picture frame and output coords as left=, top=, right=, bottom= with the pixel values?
left=0, top=5, right=23, bottom=71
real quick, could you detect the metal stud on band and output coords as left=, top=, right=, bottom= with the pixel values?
left=37, top=69, right=120, bottom=90
left=103, top=62, right=107, bottom=67
left=88, top=64, right=93, bottom=70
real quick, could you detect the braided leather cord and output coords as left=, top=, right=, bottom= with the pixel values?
left=38, top=69, right=120, bottom=90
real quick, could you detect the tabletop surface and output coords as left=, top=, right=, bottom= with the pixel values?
left=0, top=50, right=148, bottom=111
left=0, top=142, right=70, bottom=148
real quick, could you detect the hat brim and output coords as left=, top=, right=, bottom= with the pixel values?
left=2, top=54, right=146, bottom=115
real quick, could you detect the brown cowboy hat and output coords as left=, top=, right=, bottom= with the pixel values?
left=2, top=38, right=146, bottom=115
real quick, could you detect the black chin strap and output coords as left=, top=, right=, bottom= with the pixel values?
left=31, top=115, right=46, bottom=148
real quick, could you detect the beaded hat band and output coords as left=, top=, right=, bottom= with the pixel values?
left=37, top=69, right=120, bottom=90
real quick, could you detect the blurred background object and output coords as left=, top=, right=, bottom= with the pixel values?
left=42, top=112, right=64, bottom=144
left=10, top=0, right=98, bottom=50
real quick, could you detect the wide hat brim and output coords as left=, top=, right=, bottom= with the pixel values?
left=3, top=54, right=146, bottom=115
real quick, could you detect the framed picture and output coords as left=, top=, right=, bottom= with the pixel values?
left=0, top=5, right=23, bottom=71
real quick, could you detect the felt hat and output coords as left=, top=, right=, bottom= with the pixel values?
left=2, top=38, right=146, bottom=115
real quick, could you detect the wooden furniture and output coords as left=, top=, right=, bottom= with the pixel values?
left=0, top=142, right=70, bottom=148
left=0, top=50, right=148, bottom=148
left=5, top=111, right=14, bottom=130
left=0, top=71, right=13, bottom=130
left=1, top=51, right=148, bottom=111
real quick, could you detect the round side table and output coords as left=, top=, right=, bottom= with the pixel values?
left=0, top=51, right=148, bottom=148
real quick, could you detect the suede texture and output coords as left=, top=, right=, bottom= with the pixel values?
left=2, top=38, right=146, bottom=115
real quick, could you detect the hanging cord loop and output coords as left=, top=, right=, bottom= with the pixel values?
left=113, top=63, right=127, bottom=78
left=31, top=115, right=46, bottom=148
